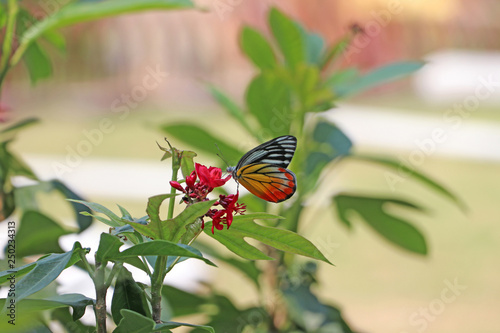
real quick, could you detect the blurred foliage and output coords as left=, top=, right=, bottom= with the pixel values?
left=160, top=6, right=462, bottom=333
left=0, top=0, right=464, bottom=332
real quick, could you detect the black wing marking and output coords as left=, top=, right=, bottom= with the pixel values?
left=236, top=135, right=297, bottom=170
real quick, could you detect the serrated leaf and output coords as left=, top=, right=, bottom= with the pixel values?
left=333, top=194, right=427, bottom=254
left=205, top=213, right=332, bottom=263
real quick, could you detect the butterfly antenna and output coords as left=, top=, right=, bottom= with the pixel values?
left=214, top=143, right=230, bottom=169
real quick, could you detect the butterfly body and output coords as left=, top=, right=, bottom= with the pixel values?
left=228, top=135, right=297, bottom=203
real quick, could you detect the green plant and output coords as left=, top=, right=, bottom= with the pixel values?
left=0, top=138, right=333, bottom=332
left=160, top=7, right=463, bottom=332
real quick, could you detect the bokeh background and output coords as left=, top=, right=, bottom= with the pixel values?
left=2, top=0, right=500, bottom=332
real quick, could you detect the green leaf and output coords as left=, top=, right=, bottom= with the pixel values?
left=194, top=242, right=261, bottom=289
left=0, top=246, right=84, bottom=285
left=114, top=309, right=215, bottom=333
left=129, top=199, right=215, bottom=242
left=22, top=41, right=52, bottom=84
left=0, top=295, right=93, bottom=332
left=351, top=154, right=465, bottom=210
left=113, top=309, right=156, bottom=333
left=180, top=150, right=197, bottom=179
left=292, top=64, right=322, bottom=110
left=43, top=294, right=95, bottom=321
left=269, top=7, right=305, bottom=70
left=245, top=72, right=292, bottom=138
left=208, top=85, right=256, bottom=139
left=42, top=29, right=66, bottom=51
left=161, top=284, right=208, bottom=317
left=205, top=213, right=332, bottom=263
left=51, top=307, right=95, bottom=333
left=296, top=23, right=324, bottom=65
left=20, top=0, right=195, bottom=48
left=0, top=140, right=37, bottom=180
left=160, top=123, right=243, bottom=165
left=15, top=211, right=71, bottom=257
left=281, top=268, right=353, bottom=332
left=166, top=200, right=215, bottom=242
left=111, top=267, right=150, bottom=325
left=96, top=233, right=124, bottom=263
left=51, top=180, right=93, bottom=232
left=240, top=26, right=276, bottom=70
left=2, top=243, right=85, bottom=308
left=331, top=61, right=425, bottom=97
left=324, top=68, right=359, bottom=89
left=155, top=321, right=215, bottom=333
left=71, top=200, right=124, bottom=227
left=116, top=241, right=215, bottom=267
left=189, top=294, right=264, bottom=333
left=97, top=233, right=215, bottom=267
left=0, top=117, right=39, bottom=135
left=145, top=193, right=178, bottom=239
left=304, top=120, right=352, bottom=193
left=333, top=194, right=427, bottom=254
left=320, top=35, right=351, bottom=69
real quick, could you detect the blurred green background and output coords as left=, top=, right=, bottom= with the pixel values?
left=2, top=0, right=500, bottom=332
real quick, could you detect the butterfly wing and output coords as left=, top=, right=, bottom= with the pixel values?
left=236, top=163, right=296, bottom=203
left=236, top=135, right=297, bottom=170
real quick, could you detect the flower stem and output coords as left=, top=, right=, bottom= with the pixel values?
left=151, top=255, right=167, bottom=323
left=94, top=261, right=107, bottom=333
left=151, top=141, right=181, bottom=324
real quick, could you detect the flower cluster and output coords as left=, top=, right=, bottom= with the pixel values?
left=170, top=163, right=246, bottom=233
left=206, top=193, right=246, bottom=233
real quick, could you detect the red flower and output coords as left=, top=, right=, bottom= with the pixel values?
left=206, top=193, right=246, bottom=234
left=195, top=163, right=231, bottom=189
left=169, top=163, right=244, bottom=234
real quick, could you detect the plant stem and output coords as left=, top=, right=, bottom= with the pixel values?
left=94, top=261, right=107, bottom=333
left=0, top=0, right=19, bottom=91
left=151, top=255, right=167, bottom=323
left=104, top=262, right=123, bottom=288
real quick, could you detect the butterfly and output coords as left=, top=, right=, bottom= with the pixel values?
left=227, top=135, right=297, bottom=203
